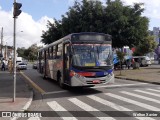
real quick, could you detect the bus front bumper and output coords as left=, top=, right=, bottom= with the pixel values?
left=70, top=73, right=115, bottom=87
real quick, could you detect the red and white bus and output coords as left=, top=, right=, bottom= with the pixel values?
left=37, top=32, right=114, bottom=88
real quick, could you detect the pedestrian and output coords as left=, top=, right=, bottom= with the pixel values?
left=1, top=60, right=5, bottom=71
left=126, top=59, right=131, bottom=69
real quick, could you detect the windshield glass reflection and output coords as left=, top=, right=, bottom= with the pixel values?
left=72, top=44, right=113, bottom=67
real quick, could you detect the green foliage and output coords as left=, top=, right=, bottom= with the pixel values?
left=116, top=50, right=126, bottom=75
left=133, top=35, right=157, bottom=56
left=105, top=1, right=149, bottom=48
left=41, top=20, right=62, bottom=45
left=17, top=47, right=26, bottom=58
left=17, top=44, right=42, bottom=61
left=116, top=51, right=126, bottom=62
left=41, top=0, right=149, bottom=49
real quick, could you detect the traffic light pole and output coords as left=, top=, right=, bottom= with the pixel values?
left=13, top=0, right=22, bottom=102
left=13, top=0, right=17, bottom=102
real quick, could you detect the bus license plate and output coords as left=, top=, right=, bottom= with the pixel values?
left=92, top=80, right=100, bottom=84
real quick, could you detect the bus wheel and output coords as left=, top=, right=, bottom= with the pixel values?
left=43, top=75, right=46, bottom=79
left=57, top=73, right=65, bottom=89
left=58, top=76, right=64, bottom=88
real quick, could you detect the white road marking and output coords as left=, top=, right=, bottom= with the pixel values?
left=92, top=83, right=148, bottom=88
left=47, top=101, right=78, bottom=120
left=121, top=91, right=160, bottom=104
left=44, top=90, right=67, bottom=95
left=97, top=117, right=116, bottom=120
left=105, top=93, right=160, bottom=111
left=87, top=95, right=155, bottom=120
left=147, top=88, right=160, bottom=93
left=69, top=98, right=116, bottom=120
left=87, top=95, right=131, bottom=111
left=28, top=117, right=40, bottom=120
left=134, top=90, right=160, bottom=97
left=69, top=98, right=99, bottom=111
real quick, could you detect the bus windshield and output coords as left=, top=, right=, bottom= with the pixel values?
left=72, top=44, right=113, bottom=67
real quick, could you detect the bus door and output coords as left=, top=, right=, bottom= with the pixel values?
left=63, top=43, right=70, bottom=84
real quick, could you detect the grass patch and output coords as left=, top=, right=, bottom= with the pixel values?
left=116, top=73, right=126, bottom=76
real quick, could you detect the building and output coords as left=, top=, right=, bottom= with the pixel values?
left=153, top=27, right=160, bottom=44
left=0, top=44, right=13, bottom=60
left=152, top=27, right=160, bottom=60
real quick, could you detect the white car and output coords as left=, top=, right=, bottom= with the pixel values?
left=17, top=62, right=27, bottom=70
left=132, top=56, right=151, bottom=67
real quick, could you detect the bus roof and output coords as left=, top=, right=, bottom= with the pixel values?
left=39, top=32, right=111, bottom=52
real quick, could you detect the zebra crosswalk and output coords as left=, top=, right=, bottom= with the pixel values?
left=47, top=101, right=78, bottom=120
left=27, top=87, right=160, bottom=120
left=134, top=89, right=160, bottom=97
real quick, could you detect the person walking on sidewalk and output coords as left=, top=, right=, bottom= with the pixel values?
left=1, top=59, right=6, bottom=71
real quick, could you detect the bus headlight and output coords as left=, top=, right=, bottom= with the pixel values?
left=70, top=70, right=84, bottom=79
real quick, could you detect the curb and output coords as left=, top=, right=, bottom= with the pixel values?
left=11, top=90, right=33, bottom=120
left=115, top=76, right=160, bottom=85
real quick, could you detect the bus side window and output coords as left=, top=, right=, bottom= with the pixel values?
left=53, top=46, right=56, bottom=59
left=57, top=43, right=62, bottom=58
left=49, top=47, right=52, bottom=59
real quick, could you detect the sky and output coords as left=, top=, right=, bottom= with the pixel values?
left=0, top=0, right=160, bottom=48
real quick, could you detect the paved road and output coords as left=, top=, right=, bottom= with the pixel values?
left=17, top=63, right=160, bottom=120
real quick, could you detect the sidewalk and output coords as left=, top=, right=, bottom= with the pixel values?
left=114, top=64, right=160, bottom=85
left=0, top=71, right=33, bottom=120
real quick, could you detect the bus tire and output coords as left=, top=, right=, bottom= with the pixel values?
left=57, top=72, right=65, bottom=88
left=43, top=74, right=46, bottom=79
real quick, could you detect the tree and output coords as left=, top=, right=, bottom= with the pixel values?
left=41, top=20, right=62, bottom=45
left=24, top=44, right=42, bottom=61
left=41, top=0, right=149, bottom=50
left=41, top=0, right=105, bottom=44
left=133, top=36, right=157, bottom=56
left=17, top=47, right=26, bottom=58
left=104, top=1, right=149, bottom=48
left=116, top=51, right=125, bottom=75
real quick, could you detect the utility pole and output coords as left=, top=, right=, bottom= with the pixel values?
left=5, top=42, right=7, bottom=60
left=13, top=0, right=22, bottom=102
left=1, top=27, right=3, bottom=56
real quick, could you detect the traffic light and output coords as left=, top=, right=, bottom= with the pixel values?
left=13, top=2, right=22, bottom=18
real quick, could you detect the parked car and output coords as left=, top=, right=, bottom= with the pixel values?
left=132, top=56, right=151, bottom=67
left=17, top=62, right=27, bottom=70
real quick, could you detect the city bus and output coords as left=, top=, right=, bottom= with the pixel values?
left=37, top=32, right=114, bottom=88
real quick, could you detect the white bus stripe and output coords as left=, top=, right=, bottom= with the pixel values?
left=147, top=88, right=160, bottom=93
left=87, top=95, right=155, bottom=120
left=105, top=93, right=160, bottom=111
left=47, top=101, right=78, bottom=120
left=134, top=90, right=160, bottom=97
left=121, top=91, right=160, bottom=104
left=69, top=98, right=116, bottom=120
